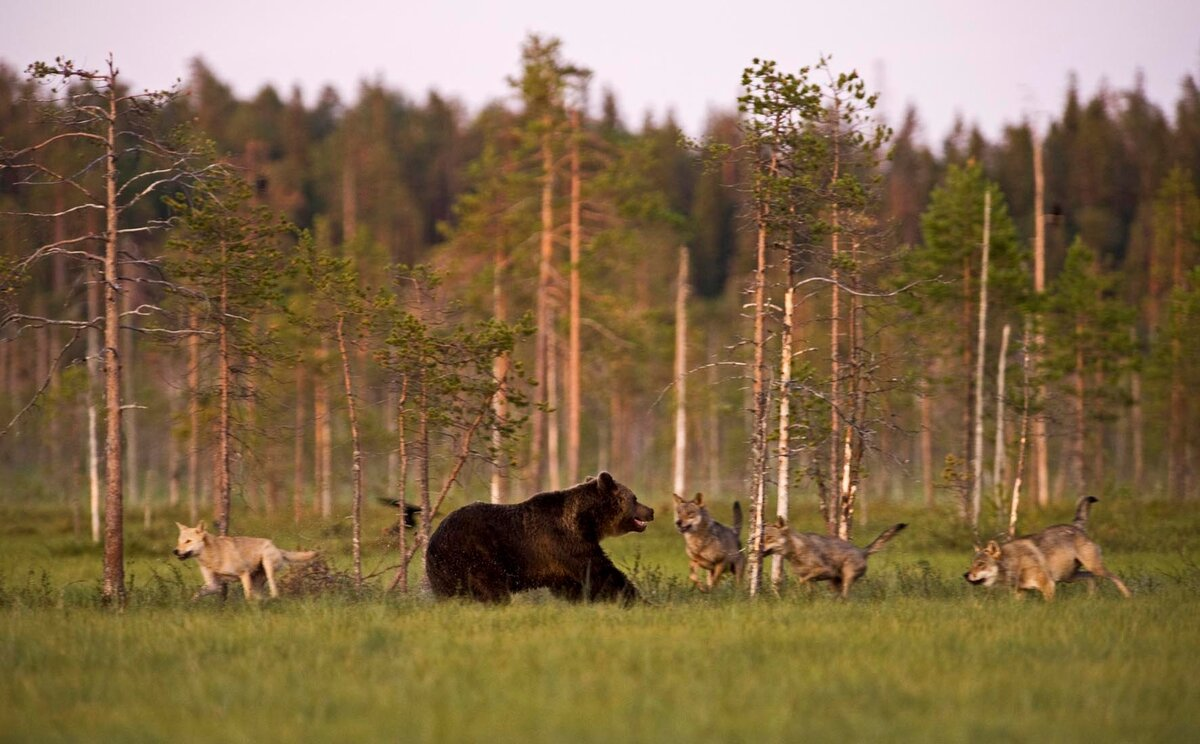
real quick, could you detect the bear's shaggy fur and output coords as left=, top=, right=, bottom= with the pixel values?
left=425, top=472, right=654, bottom=603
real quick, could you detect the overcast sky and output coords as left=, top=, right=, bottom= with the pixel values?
left=3, top=1, right=1198, bottom=143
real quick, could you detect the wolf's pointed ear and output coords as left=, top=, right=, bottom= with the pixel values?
left=672, top=493, right=683, bottom=504
left=985, top=540, right=1001, bottom=558
left=972, top=542, right=982, bottom=553
left=775, top=515, right=788, bottom=528
left=175, top=522, right=188, bottom=532
left=196, top=520, right=207, bottom=533
left=694, top=492, right=704, bottom=506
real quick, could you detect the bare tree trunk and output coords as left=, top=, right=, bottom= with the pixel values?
left=672, top=245, right=689, bottom=497
left=87, top=260, right=102, bottom=543
left=167, top=378, right=181, bottom=508
left=827, top=186, right=842, bottom=533
left=335, top=314, right=365, bottom=587
left=215, top=243, right=232, bottom=536
left=547, top=310, right=561, bottom=491
left=567, top=108, right=583, bottom=486
left=919, top=373, right=935, bottom=509
left=491, top=234, right=509, bottom=505
left=187, top=308, right=201, bottom=523
left=293, top=364, right=305, bottom=524
left=1032, top=131, right=1050, bottom=508
left=992, top=323, right=1011, bottom=518
left=747, top=192, right=772, bottom=597
left=772, top=249, right=795, bottom=586
left=1008, top=318, right=1032, bottom=538
left=417, top=376, right=432, bottom=590
left=122, top=296, right=140, bottom=511
left=970, top=190, right=991, bottom=530
left=530, top=129, right=554, bottom=490
left=101, top=69, right=125, bottom=605
left=315, top=343, right=333, bottom=518
left=389, top=378, right=412, bottom=592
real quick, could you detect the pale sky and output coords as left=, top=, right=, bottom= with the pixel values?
left=3, top=0, right=1198, bottom=143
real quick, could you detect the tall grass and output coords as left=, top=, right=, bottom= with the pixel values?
left=2, top=497, right=1198, bottom=742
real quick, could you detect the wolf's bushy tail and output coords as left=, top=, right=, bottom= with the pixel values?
left=1073, top=496, right=1099, bottom=530
left=864, top=523, right=908, bottom=555
left=282, top=550, right=319, bottom=564
left=732, top=501, right=743, bottom=535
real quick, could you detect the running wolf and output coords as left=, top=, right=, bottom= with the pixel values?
left=964, top=538, right=1056, bottom=600
left=173, top=521, right=318, bottom=600
left=965, top=496, right=1130, bottom=598
left=673, top=493, right=745, bottom=590
left=761, top=517, right=907, bottom=598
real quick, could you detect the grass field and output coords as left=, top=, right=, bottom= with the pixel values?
left=2, top=493, right=1199, bottom=743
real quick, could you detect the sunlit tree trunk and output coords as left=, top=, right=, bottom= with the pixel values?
left=1168, top=188, right=1186, bottom=497
left=315, top=343, right=333, bottom=518
left=1032, top=131, right=1050, bottom=507
left=87, top=259, right=102, bottom=543
left=293, top=364, right=305, bottom=524
left=970, top=190, right=991, bottom=530
left=491, top=232, right=509, bottom=504
left=215, top=241, right=232, bottom=536
left=672, top=245, right=689, bottom=498
left=747, top=174, right=773, bottom=596
left=101, top=70, right=125, bottom=604
left=187, top=308, right=201, bottom=524
left=567, top=108, right=583, bottom=485
left=1008, top=318, right=1032, bottom=538
left=772, top=248, right=794, bottom=585
left=992, top=323, right=1011, bottom=516
left=335, top=314, right=365, bottom=587
left=530, top=128, right=554, bottom=490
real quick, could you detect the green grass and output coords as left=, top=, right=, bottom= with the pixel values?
left=2, top=496, right=1199, bottom=743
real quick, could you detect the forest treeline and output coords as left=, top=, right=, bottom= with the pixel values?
left=1, top=37, right=1198, bottom=600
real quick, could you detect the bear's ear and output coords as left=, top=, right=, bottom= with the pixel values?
left=693, top=492, right=704, bottom=506
left=597, top=471, right=615, bottom=492
left=583, top=475, right=596, bottom=483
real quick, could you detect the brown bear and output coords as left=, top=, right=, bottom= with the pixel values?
left=425, top=472, right=653, bottom=603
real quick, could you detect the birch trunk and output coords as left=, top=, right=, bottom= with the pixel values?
left=1008, top=318, right=1033, bottom=538
left=747, top=183, right=773, bottom=596
left=970, top=189, right=991, bottom=530
left=993, top=323, right=1011, bottom=517
left=772, top=251, right=795, bottom=586
left=87, top=260, right=102, bottom=543
left=215, top=241, right=232, bottom=536
left=335, top=314, right=365, bottom=587
left=101, top=66, right=125, bottom=604
left=672, top=245, right=689, bottom=498
left=187, top=308, right=201, bottom=523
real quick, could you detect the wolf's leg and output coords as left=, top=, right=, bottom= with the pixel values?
left=262, top=558, right=280, bottom=599
left=239, top=571, right=258, bottom=601
left=709, top=563, right=726, bottom=589
left=193, top=566, right=223, bottom=600
left=1076, top=543, right=1131, bottom=598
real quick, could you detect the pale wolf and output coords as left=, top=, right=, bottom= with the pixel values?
left=965, top=496, right=1131, bottom=599
left=173, top=521, right=318, bottom=600
left=761, top=517, right=907, bottom=598
left=673, top=493, right=745, bottom=590
left=964, top=538, right=1056, bottom=600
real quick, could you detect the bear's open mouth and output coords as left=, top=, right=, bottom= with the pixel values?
left=630, top=518, right=648, bottom=532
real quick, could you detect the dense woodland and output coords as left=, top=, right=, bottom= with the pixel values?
left=1, top=37, right=1198, bottom=601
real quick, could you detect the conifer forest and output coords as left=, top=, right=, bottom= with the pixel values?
left=1, top=36, right=1199, bottom=603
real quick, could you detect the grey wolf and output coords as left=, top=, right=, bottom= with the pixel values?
left=964, top=538, right=1056, bottom=600
left=425, top=472, right=653, bottom=603
left=173, top=521, right=318, bottom=600
left=673, top=493, right=744, bottom=590
left=761, top=517, right=907, bottom=598
left=966, top=496, right=1131, bottom=599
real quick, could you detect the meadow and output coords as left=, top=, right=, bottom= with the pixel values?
left=2, top=492, right=1199, bottom=743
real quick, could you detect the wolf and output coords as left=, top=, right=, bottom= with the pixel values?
left=173, top=521, right=318, bottom=600
left=761, top=516, right=907, bottom=598
left=673, top=493, right=745, bottom=590
left=963, top=538, right=1056, bottom=600
left=1026, top=496, right=1131, bottom=597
